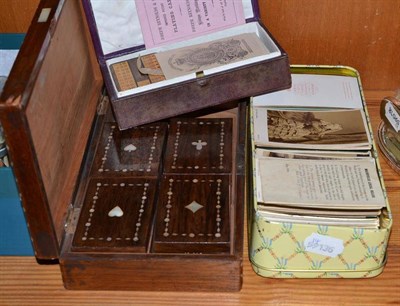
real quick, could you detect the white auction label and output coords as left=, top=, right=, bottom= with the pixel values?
left=385, top=102, right=400, bottom=132
left=304, top=233, right=344, bottom=258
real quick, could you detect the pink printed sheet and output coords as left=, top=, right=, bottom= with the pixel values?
left=135, top=0, right=246, bottom=48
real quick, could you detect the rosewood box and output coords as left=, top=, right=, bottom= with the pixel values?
left=0, top=0, right=253, bottom=290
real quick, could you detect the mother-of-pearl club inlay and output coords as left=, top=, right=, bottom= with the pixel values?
left=108, top=205, right=124, bottom=217
left=192, top=140, right=207, bottom=151
left=171, top=120, right=226, bottom=170
left=98, top=125, right=160, bottom=173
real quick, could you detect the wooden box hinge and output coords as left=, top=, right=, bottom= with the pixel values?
left=97, top=93, right=109, bottom=115
left=65, top=205, right=81, bottom=235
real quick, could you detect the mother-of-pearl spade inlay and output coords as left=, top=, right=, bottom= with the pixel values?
left=98, top=125, right=159, bottom=173
left=81, top=182, right=149, bottom=242
left=123, top=144, right=137, bottom=152
left=163, top=178, right=223, bottom=239
left=171, top=120, right=226, bottom=171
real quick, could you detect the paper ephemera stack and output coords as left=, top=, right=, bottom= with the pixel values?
left=253, top=73, right=386, bottom=228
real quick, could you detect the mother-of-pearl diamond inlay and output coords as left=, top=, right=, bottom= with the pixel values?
left=162, top=178, right=223, bottom=239
left=185, top=201, right=204, bottom=213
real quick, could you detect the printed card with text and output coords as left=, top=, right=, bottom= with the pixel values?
left=135, top=0, right=246, bottom=48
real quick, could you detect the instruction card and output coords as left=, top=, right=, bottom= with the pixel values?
left=135, top=0, right=246, bottom=48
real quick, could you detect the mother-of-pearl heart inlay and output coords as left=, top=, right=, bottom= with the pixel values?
left=108, top=205, right=124, bottom=217
left=124, top=144, right=137, bottom=152
left=192, top=140, right=207, bottom=151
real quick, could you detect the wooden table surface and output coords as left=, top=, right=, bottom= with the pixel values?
left=0, top=91, right=399, bottom=305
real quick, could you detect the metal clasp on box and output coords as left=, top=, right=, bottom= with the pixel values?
left=196, top=71, right=208, bottom=87
left=97, top=93, right=109, bottom=115
left=65, top=205, right=81, bottom=235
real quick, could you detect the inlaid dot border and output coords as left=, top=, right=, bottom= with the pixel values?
left=98, top=125, right=160, bottom=173
left=170, top=120, right=228, bottom=171
left=80, top=182, right=149, bottom=243
left=162, top=178, right=224, bottom=239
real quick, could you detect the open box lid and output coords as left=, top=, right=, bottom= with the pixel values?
left=0, top=0, right=103, bottom=260
left=83, top=0, right=260, bottom=59
left=80, top=0, right=289, bottom=130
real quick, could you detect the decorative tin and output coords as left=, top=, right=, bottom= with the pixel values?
left=248, top=66, right=393, bottom=278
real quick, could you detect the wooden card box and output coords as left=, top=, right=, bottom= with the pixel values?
left=0, top=0, right=247, bottom=291
left=60, top=109, right=247, bottom=291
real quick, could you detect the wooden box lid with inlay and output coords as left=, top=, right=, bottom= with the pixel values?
left=153, top=175, right=231, bottom=254
left=164, top=119, right=233, bottom=173
left=0, top=0, right=248, bottom=291
left=91, top=122, right=167, bottom=176
left=72, top=178, right=158, bottom=253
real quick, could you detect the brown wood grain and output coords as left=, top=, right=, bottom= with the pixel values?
left=0, top=92, right=398, bottom=304
left=57, top=105, right=246, bottom=291
left=153, top=174, right=231, bottom=253
left=25, top=0, right=103, bottom=245
left=90, top=123, right=168, bottom=177
left=0, top=0, right=39, bottom=33
left=164, top=118, right=233, bottom=173
left=0, top=0, right=103, bottom=259
left=59, top=253, right=243, bottom=291
left=259, top=0, right=400, bottom=91
left=72, top=178, right=158, bottom=253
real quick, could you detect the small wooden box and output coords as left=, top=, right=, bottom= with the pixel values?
left=0, top=0, right=252, bottom=291
left=82, top=0, right=291, bottom=129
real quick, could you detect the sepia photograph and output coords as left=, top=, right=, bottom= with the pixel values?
left=255, top=148, right=370, bottom=160
left=263, top=108, right=371, bottom=148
